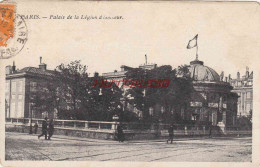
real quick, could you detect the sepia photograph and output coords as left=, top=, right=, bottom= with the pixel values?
left=0, top=1, right=259, bottom=166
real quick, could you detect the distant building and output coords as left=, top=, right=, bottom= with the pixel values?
left=5, top=57, right=57, bottom=119
left=103, top=58, right=238, bottom=128
left=229, top=67, right=253, bottom=116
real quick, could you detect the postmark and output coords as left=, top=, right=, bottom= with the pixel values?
left=0, top=4, right=28, bottom=59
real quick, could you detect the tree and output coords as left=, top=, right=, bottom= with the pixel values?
left=90, top=73, right=124, bottom=121
left=55, top=60, right=124, bottom=121
left=125, top=65, right=193, bottom=123
left=237, top=115, right=252, bottom=131
left=31, top=78, right=61, bottom=118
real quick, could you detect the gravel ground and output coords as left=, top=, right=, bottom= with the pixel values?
left=5, top=132, right=251, bottom=161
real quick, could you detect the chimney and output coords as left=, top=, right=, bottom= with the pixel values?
left=228, top=74, right=231, bottom=82
left=121, top=65, right=125, bottom=71
left=225, top=77, right=228, bottom=82
left=237, top=72, right=240, bottom=80
left=12, top=61, right=16, bottom=72
left=5, top=65, right=12, bottom=75
left=39, top=57, right=47, bottom=71
left=246, top=66, right=249, bottom=78
left=94, top=72, right=99, bottom=77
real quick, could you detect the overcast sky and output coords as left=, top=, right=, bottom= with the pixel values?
left=2, top=1, right=259, bottom=78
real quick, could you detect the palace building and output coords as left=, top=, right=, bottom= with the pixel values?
left=103, top=58, right=239, bottom=128
left=5, top=57, right=240, bottom=129
left=187, top=59, right=238, bottom=127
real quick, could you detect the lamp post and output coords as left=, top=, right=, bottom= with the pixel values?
left=113, top=114, right=119, bottom=122
left=29, top=104, right=33, bottom=134
left=112, top=114, right=119, bottom=138
left=99, top=88, right=106, bottom=120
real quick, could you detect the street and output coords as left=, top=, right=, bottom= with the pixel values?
left=5, top=132, right=251, bottom=161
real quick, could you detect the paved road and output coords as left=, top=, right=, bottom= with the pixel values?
left=5, top=132, right=251, bottom=161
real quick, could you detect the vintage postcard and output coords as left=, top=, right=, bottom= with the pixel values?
left=0, top=1, right=259, bottom=167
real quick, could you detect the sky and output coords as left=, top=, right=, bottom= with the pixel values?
left=1, top=1, right=259, bottom=78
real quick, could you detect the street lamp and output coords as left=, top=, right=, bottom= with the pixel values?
left=29, top=104, right=33, bottom=134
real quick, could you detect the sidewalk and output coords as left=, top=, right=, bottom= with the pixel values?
left=19, top=132, right=250, bottom=144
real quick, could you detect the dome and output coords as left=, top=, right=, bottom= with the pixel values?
left=189, top=60, right=220, bottom=82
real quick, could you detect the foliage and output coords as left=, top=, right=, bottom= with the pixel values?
left=31, top=80, right=61, bottom=118
left=32, top=60, right=123, bottom=121
left=236, top=115, right=252, bottom=130
left=32, top=61, right=194, bottom=123
left=125, top=65, right=193, bottom=123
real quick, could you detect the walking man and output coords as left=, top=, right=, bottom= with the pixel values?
left=117, top=123, right=125, bottom=142
left=167, top=124, right=174, bottom=144
left=38, top=117, right=48, bottom=140
left=48, top=119, right=54, bottom=140
left=209, top=125, right=212, bottom=138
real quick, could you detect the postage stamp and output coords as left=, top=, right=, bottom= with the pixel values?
left=0, top=3, right=28, bottom=59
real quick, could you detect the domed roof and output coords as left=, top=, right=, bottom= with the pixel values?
left=189, top=60, right=220, bottom=82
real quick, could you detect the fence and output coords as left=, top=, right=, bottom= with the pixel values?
left=6, top=118, right=251, bottom=140
left=5, top=117, right=213, bottom=132
left=5, top=118, right=118, bottom=131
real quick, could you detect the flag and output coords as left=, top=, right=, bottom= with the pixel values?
left=187, top=34, right=198, bottom=49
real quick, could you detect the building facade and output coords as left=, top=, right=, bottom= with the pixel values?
left=229, top=67, right=253, bottom=116
left=5, top=58, right=57, bottom=119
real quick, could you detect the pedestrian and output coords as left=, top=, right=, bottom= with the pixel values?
left=167, top=124, right=174, bottom=144
left=38, top=117, right=48, bottom=140
left=34, top=122, right=38, bottom=134
left=48, top=119, right=54, bottom=140
left=117, top=123, right=125, bottom=142
left=209, top=125, right=212, bottom=138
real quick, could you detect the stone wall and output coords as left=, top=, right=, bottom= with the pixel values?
left=6, top=123, right=251, bottom=140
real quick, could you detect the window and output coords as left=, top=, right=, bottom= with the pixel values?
left=161, top=106, right=165, bottom=114
left=246, top=104, right=251, bottom=111
left=30, top=82, right=37, bottom=92
left=10, top=102, right=16, bottom=118
left=247, top=92, right=251, bottom=99
left=18, top=95, right=23, bottom=100
left=149, top=107, right=154, bottom=116
left=17, top=101, right=23, bottom=117
left=17, top=81, right=23, bottom=93
left=11, top=81, right=16, bottom=93
left=11, top=95, right=15, bottom=100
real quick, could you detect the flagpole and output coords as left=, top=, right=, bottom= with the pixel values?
left=196, top=45, right=198, bottom=60
left=196, top=34, right=198, bottom=60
